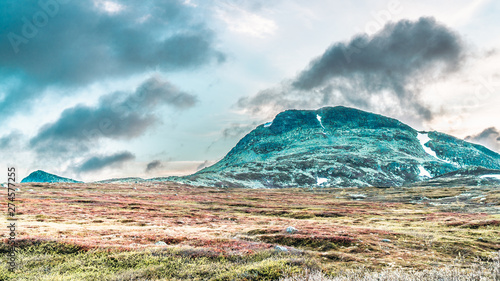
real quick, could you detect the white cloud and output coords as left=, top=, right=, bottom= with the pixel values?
left=216, top=4, right=277, bottom=38
left=445, top=0, right=491, bottom=26
left=94, top=0, right=125, bottom=14
left=422, top=51, right=500, bottom=137
left=183, top=0, right=198, bottom=8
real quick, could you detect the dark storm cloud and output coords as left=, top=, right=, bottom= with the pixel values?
left=0, top=131, right=22, bottom=149
left=465, top=127, right=500, bottom=152
left=470, top=127, right=500, bottom=140
left=239, top=17, right=466, bottom=122
left=145, top=160, right=162, bottom=173
left=30, top=76, right=196, bottom=157
left=0, top=0, right=224, bottom=120
left=76, top=151, right=135, bottom=173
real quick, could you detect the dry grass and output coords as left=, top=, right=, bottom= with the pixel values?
left=282, top=253, right=500, bottom=280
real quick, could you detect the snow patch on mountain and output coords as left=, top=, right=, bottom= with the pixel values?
left=480, top=174, right=500, bottom=180
left=418, top=166, right=431, bottom=178
left=417, top=133, right=438, bottom=158
left=316, top=114, right=326, bottom=130
left=417, top=133, right=454, bottom=165
left=316, top=177, right=328, bottom=185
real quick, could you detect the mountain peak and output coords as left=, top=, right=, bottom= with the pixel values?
left=267, top=106, right=412, bottom=135
left=21, top=170, right=82, bottom=183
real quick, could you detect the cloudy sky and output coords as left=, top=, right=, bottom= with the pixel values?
left=1, top=0, right=500, bottom=182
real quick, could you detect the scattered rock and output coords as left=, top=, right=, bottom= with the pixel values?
left=349, top=194, right=367, bottom=200
left=155, top=241, right=167, bottom=246
left=274, top=245, right=288, bottom=252
left=286, top=226, right=298, bottom=234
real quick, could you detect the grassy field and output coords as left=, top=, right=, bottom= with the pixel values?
left=1, top=182, right=499, bottom=280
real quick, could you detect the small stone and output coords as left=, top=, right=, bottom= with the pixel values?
left=349, top=194, right=367, bottom=200
left=381, top=239, right=391, bottom=243
left=155, top=241, right=167, bottom=246
left=274, top=245, right=288, bottom=252
left=286, top=226, right=298, bottom=234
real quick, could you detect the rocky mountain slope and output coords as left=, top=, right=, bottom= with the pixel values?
left=21, top=170, right=82, bottom=183
left=161, top=106, right=500, bottom=188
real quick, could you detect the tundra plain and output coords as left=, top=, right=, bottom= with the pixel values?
left=1, top=182, right=499, bottom=280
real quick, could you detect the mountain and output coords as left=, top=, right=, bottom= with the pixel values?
left=21, top=170, right=82, bottom=183
left=160, top=106, right=500, bottom=188
left=95, top=177, right=146, bottom=184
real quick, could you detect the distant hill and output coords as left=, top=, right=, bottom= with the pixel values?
left=94, top=177, right=146, bottom=184
left=155, top=106, right=500, bottom=188
left=21, top=170, right=82, bottom=183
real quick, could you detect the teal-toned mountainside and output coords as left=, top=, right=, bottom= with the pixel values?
left=21, top=170, right=82, bottom=183
left=159, top=106, right=500, bottom=188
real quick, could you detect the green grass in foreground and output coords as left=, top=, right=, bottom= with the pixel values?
left=1, top=240, right=499, bottom=281
left=0, top=240, right=317, bottom=281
